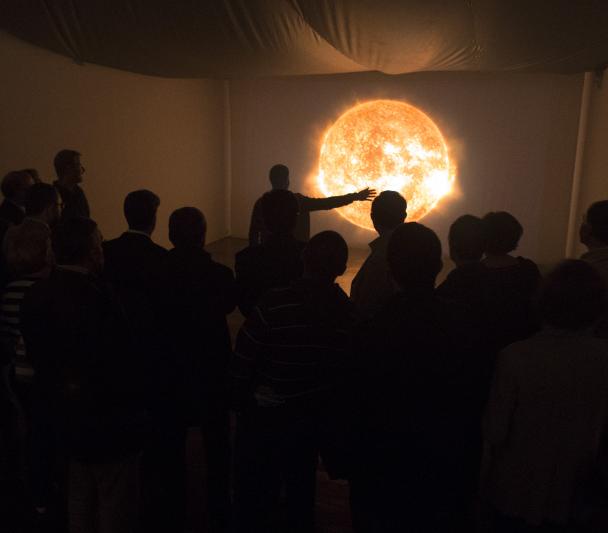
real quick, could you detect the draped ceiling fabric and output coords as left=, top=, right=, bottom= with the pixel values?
left=2, top=0, right=608, bottom=78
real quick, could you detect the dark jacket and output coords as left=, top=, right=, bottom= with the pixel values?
left=21, top=267, right=146, bottom=462
left=156, top=246, right=236, bottom=410
left=54, top=181, right=90, bottom=220
left=248, top=192, right=359, bottom=245
left=235, top=234, right=305, bottom=317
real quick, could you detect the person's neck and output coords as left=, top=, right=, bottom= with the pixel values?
left=483, top=254, right=517, bottom=268
left=57, top=178, right=76, bottom=192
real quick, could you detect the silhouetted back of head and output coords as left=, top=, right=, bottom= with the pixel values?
left=53, top=217, right=98, bottom=265
left=303, top=231, right=348, bottom=282
left=371, top=191, right=407, bottom=232
left=449, top=214, right=485, bottom=263
left=4, top=220, right=51, bottom=277
left=124, top=189, right=160, bottom=232
left=25, top=183, right=58, bottom=217
left=388, top=222, right=442, bottom=290
left=269, top=164, right=289, bottom=190
left=483, top=211, right=523, bottom=255
left=585, top=200, right=608, bottom=246
left=538, top=260, right=606, bottom=330
left=261, top=189, right=299, bottom=236
left=2, top=170, right=32, bottom=201
left=22, top=169, right=41, bottom=184
left=169, top=207, right=207, bottom=248
left=54, top=149, right=81, bottom=179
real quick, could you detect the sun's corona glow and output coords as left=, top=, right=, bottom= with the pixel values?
left=316, top=99, right=455, bottom=230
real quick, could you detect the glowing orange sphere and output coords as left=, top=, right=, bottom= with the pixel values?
left=316, top=99, right=454, bottom=230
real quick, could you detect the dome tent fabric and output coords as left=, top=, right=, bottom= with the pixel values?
left=2, top=0, right=608, bottom=78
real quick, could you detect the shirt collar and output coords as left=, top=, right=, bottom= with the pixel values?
left=126, top=229, right=151, bottom=238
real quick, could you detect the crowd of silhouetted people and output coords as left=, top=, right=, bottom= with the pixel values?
left=1, top=157, right=608, bottom=533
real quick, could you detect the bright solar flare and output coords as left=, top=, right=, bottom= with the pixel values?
left=316, top=99, right=455, bottom=230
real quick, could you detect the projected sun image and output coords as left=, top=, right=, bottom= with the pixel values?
left=317, top=99, right=454, bottom=230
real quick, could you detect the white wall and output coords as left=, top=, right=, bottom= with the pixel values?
left=230, top=72, right=583, bottom=266
left=0, top=31, right=228, bottom=246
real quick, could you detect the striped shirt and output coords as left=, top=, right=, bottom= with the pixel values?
left=0, top=278, right=38, bottom=377
left=232, top=279, right=355, bottom=415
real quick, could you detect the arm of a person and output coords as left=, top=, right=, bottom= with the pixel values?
left=297, top=187, right=375, bottom=213
left=248, top=199, right=264, bottom=246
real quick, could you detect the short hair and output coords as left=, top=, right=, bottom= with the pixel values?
left=169, top=207, right=207, bottom=248
left=303, top=231, right=348, bottom=281
left=22, top=169, right=41, bottom=183
left=3, top=220, right=51, bottom=276
left=482, top=211, right=523, bottom=255
left=269, top=164, right=289, bottom=188
left=261, top=189, right=299, bottom=235
left=53, top=217, right=98, bottom=265
left=586, top=200, right=608, bottom=245
left=371, top=191, right=407, bottom=230
left=448, top=214, right=485, bottom=262
left=1, top=170, right=31, bottom=199
left=538, top=260, right=606, bottom=330
left=123, top=190, right=160, bottom=231
left=25, top=183, right=58, bottom=216
left=388, top=222, right=442, bottom=288
left=54, top=149, right=81, bottom=177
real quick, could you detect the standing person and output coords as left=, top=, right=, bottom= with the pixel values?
left=21, top=217, right=145, bottom=533
left=232, top=231, right=355, bottom=533
left=580, top=200, right=608, bottom=286
left=482, top=260, right=608, bottom=532
left=248, top=164, right=376, bottom=245
left=53, top=149, right=90, bottom=221
left=350, top=191, right=407, bottom=319
left=236, top=189, right=305, bottom=317
left=155, top=207, right=236, bottom=533
left=347, top=223, right=483, bottom=533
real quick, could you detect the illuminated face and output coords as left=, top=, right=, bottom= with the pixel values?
left=317, top=99, right=454, bottom=230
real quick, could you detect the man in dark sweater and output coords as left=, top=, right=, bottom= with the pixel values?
left=236, top=189, right=306, bottom=317
left=21, top=217, right=145, bottom=533
left=232, top=230, right=355, bottom=533
left=53, top=149, right=90, bottom=221
left=347, top=223, right=484, bottom=533
left=154, top=207, right=236, bottom=533
left=248, top=164, right=375, bottom=244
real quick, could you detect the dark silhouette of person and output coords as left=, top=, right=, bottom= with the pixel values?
left=21, top=217, right=145, bottom=533
left=482, top=260, right=608, bottom=532
left=248, top=163, right=376, bottom=245
left=154, top=207, right=236, bottom=533
left=580, top=199, right=608, bottom=287
left=346, top=222, right=484, bottom=533
left=23, top=182, right=62, bottom=229
left=22, top=168, right=41, bottom=184
left=236, top=189, right=305, bottom=317
left=351, top=190, right=407, bottom=319
left=436, top=214, right=487, bottom=315
left=479, top=211, right=541, bottom=353
left=232, top=230, right=355, bottom=533
left=0, top=170, right=34, bottom=239
left=53, top=149, right=90, bottom=221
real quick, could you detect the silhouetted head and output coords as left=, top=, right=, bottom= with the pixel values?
left=448, top=214, right=485, bottom=266
left=25, top=183, right=61, bottom=228
left=1, top=170, right=34, bottom=206
left=124, top=189, right=160, bottom=234
left=482, top=211, right=523, bottom=256
left=269, top=164, right=290, bottom=190
left=261, top=189, right=299, bottom=236
left=54, top=149, right=84, bottom=186
left=303, top=230, right=348, bottom=282
left=538, top=260, right=606, bottom=330
left=53, top=217, right=103, bottom=274
left=22, top=168, right=41, bottom=184
left=371, top=191, right=407, bottom=235
left=388, top=222, right=442, bottom=290
left=169, top=207, right=207, bottom=248
left=580, top=200, right=608, bottom=249
left=4, top=220, right=52, bottom=278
